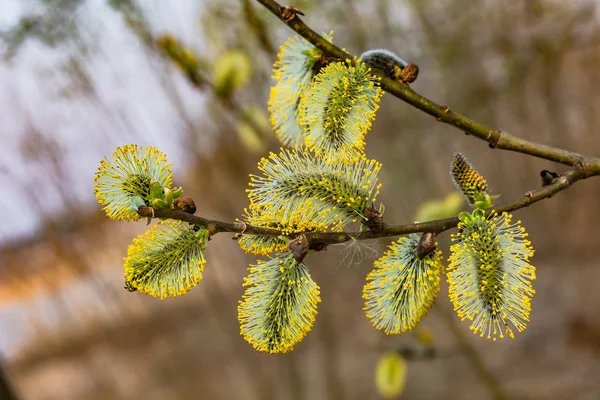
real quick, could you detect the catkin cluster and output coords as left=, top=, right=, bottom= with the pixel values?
left=93, top=32, right=537, bottom=356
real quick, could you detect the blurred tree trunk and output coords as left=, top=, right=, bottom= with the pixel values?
left=0, top=363, right=19, bottom=400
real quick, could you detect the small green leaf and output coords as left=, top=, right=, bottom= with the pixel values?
left=473, top=192, right=492, bottom=210
left=151, top=198, right=168, bottom=210
left=379, top=202, right=386, bottom=215
left=375, top=352, right=407, bottom=399
left=172, top=186, right=184, bottom=199
left=472, top=208, right=485, bottom=219
left=149, top=180, right=164, bottom=200
left=458, top=211, right=473, bottom=223
left=164, top=187, right=174, bottom=207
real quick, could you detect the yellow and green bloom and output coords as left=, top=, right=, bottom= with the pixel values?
left=94, top=144, right=173, bottom=221
left=450, top=153, right=491, bottom=208
left=238, top=252, right=321, bottom=353
left=268, top=33, right=333, bottom=147
left=247, top=148, right=382, bottom=231
left=300, top=58, right=383, bottom=162
left=124, top=220, right=209, bottom=299
left=447, top=211, right=536, bottom=340
left=363, top=234, right=442, bottom=334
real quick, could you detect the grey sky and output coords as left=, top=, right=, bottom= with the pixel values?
left=0, top=0, right=212, bottom=243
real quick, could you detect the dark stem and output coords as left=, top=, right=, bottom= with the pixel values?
left=143, top=166, right=584, bottom=246
left=0, top=362, right=20, bottom=400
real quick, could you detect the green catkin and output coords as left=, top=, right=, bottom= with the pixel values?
left=447, top=212, right=536, bottom=340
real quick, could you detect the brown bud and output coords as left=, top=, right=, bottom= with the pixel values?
left=398, top=63, right=419, bottom=83
left=174, top=196, right=197, bottom=214
left=289, top=234, right=309, bottom=263
left=416, top=232, right=436, bottom=259
left=281, top=6, right=304, bottom=23
left=540, top=170, right=559, bottom=187
left=362, top=206, right=384, bottom=233
left=137, top=205, right=154, bottom=218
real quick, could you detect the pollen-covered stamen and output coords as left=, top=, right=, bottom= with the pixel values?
left=94, top=144, right=174, bottom=221
left=300, top=59, right=383, bottom=162
left=247, top=149, right=382, bottom=231
left=447, top=212, right=536, bottom=340
left=124, top=220, right=209, bottom=299
left=363, top=234, right=442, bottom=334
left=238, top=252, right=321, bottom=353
left=268, top=33, right=334, bottom=147
left=450, top=153, right=489, bottom=205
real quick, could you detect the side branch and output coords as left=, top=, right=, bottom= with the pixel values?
left=141, top=167, right=584, bottom=246
left=254, top=0, right=600, bottom=172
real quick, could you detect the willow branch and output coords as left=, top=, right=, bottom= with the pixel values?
left=141, top=166, right=584, bottom=246
left=254, top=0, right=600, bottom=173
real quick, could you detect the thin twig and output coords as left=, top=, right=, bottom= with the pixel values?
left=144, top=166, right=584, bottom=245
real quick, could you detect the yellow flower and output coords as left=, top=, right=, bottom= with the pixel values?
left=247, top=148, right=382, bottom=231
left=268, top=33, right=333, bottom=147
left=447, top=212, right=536, bottom=340
left=124, top=220, right=208, bottom=299
left=238, top=252, right=321, bottom=353
left=300, top=58, right=383, bottom=162
left=94, top=144, right=173, bottom=221
left=363, top=234, right=442, bottom=334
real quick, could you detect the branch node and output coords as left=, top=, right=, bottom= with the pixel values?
left=207, top=222, right=218, bottom=236
left=289, top=234, right=309, bottom=263
left=487, top=130, right=503, bottom=149
left=232, top=221, right=247, bottom=240
left=234, top=221, right=248, bottom=234
left=416, top=232, right=436, bottom=259
left=574, top=157, right=590, bottom=178
left=280, top=5, right=304, bottom=23
left=362, top=206, right=385, bottom=232
left=137, top=205, right=154, bottom=218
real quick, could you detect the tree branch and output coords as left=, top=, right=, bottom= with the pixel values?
left=143, top=166, right=584, bottom=246
left=254, top=0, right=600, bottom=173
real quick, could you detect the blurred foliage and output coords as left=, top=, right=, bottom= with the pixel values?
left=212, top=49, right=252, bottom=97
left=414, top=192, right=464, bottom=223
left=236, top=105, right=270, bottom=154
left=375, top=352, right=407, bottom=399
left=0, top=0, right=83, bottom=60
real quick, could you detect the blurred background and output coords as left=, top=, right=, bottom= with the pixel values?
left=1, top=0, right=600, bottom=399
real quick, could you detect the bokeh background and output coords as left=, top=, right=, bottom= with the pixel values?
left=1, top=0, right=600, bottom=399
